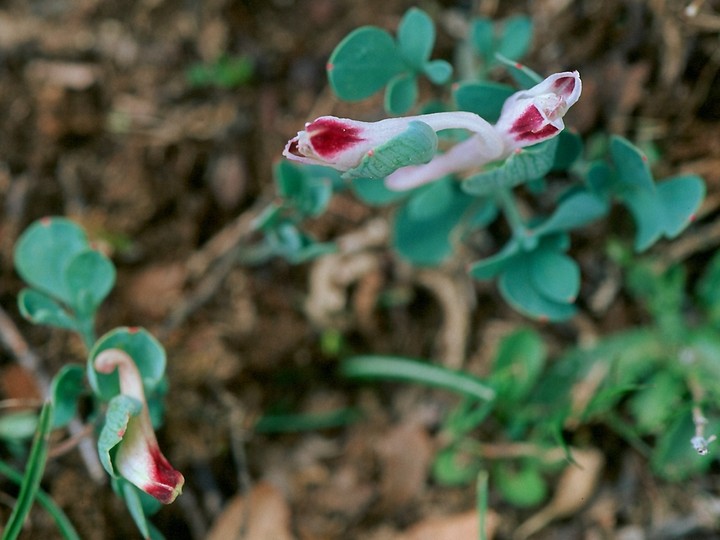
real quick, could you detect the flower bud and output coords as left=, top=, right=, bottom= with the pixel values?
left=494, top=71, right=582, bottom=150
left=282, top=71, right=581, bottom=191
left=94, top=349, right=184, bottom=504
left=283, top=112, right=502, bottom=174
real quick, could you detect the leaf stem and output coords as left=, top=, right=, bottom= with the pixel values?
left=495, top=187, right=526, bottom=237
left=2, top=400, right=54, bottom=540
left=476, top=470, right=489, bottom=540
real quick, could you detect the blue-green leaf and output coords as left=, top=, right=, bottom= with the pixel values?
left=97, top=394, right=142, bottom=478
left=393, top=179, right=473, bottom=265
left=468, top=239, right=521, bottom=280
left=462, top=138, right=559, bottom=196
left=50, top=364, right=86, bottom=429
left=397, top=7, right=435, bottom=68
left=14, top=218, right=89, bottom=306
left=499, top=261, right=576, bottom=321
left=266, top=222, right=336, bottom=263
left=65, top=250, right=116, bottom=317
left=497, top=15, right=533, bottom=62
left=585, top=161, right=614, bottom=200
left=344, top=121, right=438, bottom=180
left=350, top=177, right=411, bottom=206
left=406, top=176, right=456, bottom=220
left=327, top=27, right=406, bottom=101
left=552, top=130, right=583, bottom=171
left=88, top=328, right=166, bottom=401
left=533, top=191, right=608, bottom=235
left=274, top=161, right=333, bottom=217
left=18, top=289, right=77, bottom=331
left=529, top=249, right=580, bottom=304
left=453, top=81, right=514, bottom=123
left=469, top=18, right=495, bottom=64
left=385, top=72, right=418, bottom=115
left=610, top=136, right=655, bottom=192
left=622, top=188, right=663, bottom=252
left=423, top=59, right=452, bottom=84
left=656, top=174, right=705, bottom=238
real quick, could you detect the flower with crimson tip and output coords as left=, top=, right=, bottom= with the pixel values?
left=94, top=348, right=184, bottom=504
left=385, top=71, right=582, bottom=190
left=283, top=112, right=504, bottom=174
left=494, top=71, right=582, bottom=150
left=283, top=71, right=581, bottom=191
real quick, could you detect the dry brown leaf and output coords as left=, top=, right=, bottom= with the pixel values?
left=0, top=364, right=42, bottom=402
left=124, top=262, right=187, bottom=320
left=305, top=219, right=387, bottom=328
left=398, top=509, right=499, bottom=540
left=375, top=424, right=433, bottom=510
left=208, top=152, right=248, bottom=211
left=24, top=60, right=100, bottom=90
left=171, top=324, right=241, bottom=384
left=514, top=448, right=605, bottom=540
left=206, top=481, right=294, bottom=540
left=415, top=269, right=472, bottom=370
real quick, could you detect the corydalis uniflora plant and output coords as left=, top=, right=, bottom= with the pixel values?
left=284, top=71, right=581, bottom=190
left=95, top=348, right=184, bottom=504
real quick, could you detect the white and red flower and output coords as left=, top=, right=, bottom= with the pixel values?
left=494, top=71, right=581, bottom=150
left=283, top=71, right=582, bottom=191
left=283, top=112, right=504, bottom=172
left=94, top=349, right=184, bottom=504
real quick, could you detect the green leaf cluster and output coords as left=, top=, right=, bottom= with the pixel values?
left=185, top=54, right=253, bottom=89
left=254, top=161, right=340, bottom=263
left=281, top=7, right=707, bottom=321
left=14, top=217, right=116, bottom=347
left=10, top=217, right=176, bottom=538
left=341, top=255, right=720, bottom=498
left=328, top=8, right=452, bottom=114
left=469, top=15, right=534, bottom=77
left=588, top=136, right=705, bottom=252
left=340, top=329, right=562, bottom=506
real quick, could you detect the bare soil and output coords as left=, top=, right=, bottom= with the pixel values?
left=2, top=1, right=720, bottom=539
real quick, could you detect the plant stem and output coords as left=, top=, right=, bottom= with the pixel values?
left=0, top=459, right=80, bottom=540
left=495, top=187, right=526, bottom=237
left=77, top=318, right=96, bottom=351
left=2, top=401, right=54, bottom=540
left=476, top=470, right=489, bottom=540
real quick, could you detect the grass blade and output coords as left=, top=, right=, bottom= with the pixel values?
left=2, top=400, right=55, bottom=540
left=341, top=356, right=496, bottom=401
left=476, top=470, right=489, bottom=540
left=0, top=459, right=80, bottom=540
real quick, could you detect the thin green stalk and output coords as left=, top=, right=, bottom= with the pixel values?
left=2, top=400, right=54, bottom=540
left=76, top=316, right=97, bottom=352
left=476, top=470, right=489, bottom=540
left=0, top=459, right=80, bottom=540
left=495, top=187, right=526, bottom=237
left=342, top=356, right=496, bottom=402
left=255, top=407, right=360, bottom=433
